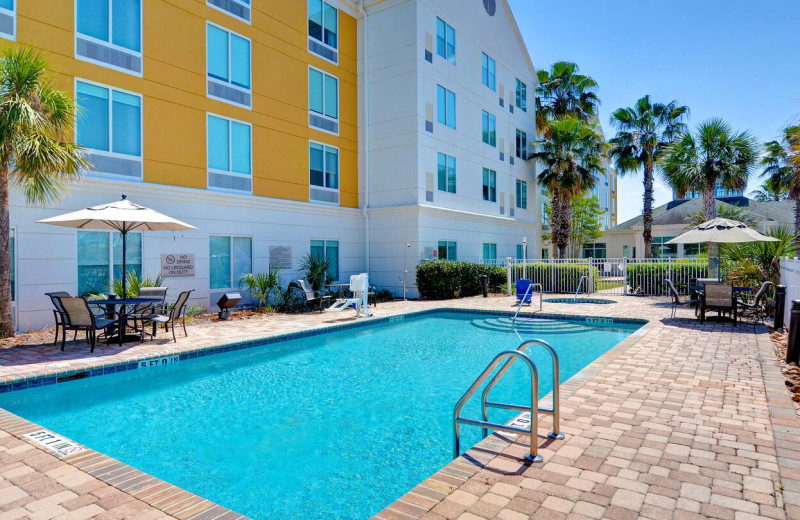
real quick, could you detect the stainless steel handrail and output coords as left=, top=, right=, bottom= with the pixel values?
left=512, top=283, right=543, bottom=324
left=480, top=339, right=564, bottom=441
left=574, top=275, right=588, bottom=301
left=453, top=350, right=543, bottom=462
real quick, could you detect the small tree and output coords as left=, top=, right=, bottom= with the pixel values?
left=543, top=193, right=605, bottom=257
left=0, top=48, right=87, bottom=338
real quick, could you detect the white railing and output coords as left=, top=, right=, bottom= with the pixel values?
left=506, top=257, right=709, bottom=296
left=779, top=257, right=800, bottom=327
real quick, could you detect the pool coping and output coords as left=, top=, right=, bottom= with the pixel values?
left=0, top=308, right=649, bottom=520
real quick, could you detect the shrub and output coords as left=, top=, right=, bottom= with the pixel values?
left=416, top=261, right=506, bottom=300
left=510, top=262, right=599, bottom=293
left=627, top=261, right=707, bottom=295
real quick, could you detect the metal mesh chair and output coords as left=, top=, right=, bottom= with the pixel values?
left=55, top=296, right=117, bottom=352
left=664, top=279, right=700, bottom=318
left=146, top=290, right=194, bottom=342
left=739, top=282, right=774, bottom=326
left=700, top=283, right=737, bottom=326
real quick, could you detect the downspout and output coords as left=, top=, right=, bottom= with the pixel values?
left=358, top=0, right=370, bottom=273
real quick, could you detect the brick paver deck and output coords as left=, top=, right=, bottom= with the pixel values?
left=0, top=295, right=797, bottom=519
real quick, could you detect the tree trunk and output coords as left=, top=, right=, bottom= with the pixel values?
left=555, top=192, right=572, bottom=259
left=794, top=193, right=800, bottom=248
left=642, top=160, right=654, bottom=258
left=0, top=164, right=13, bottom=338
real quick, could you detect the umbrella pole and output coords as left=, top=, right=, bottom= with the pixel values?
left=121, top=229, right=127, bottom=298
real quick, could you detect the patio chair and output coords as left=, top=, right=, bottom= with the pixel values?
left=298, top=279, right=331, bottom=312
left=130, top=287, right=168, bottom=334
left=45, top=291, right=72, bottom=346
left=699, top=283, right=738, bottom=326
left=664, top=279, right=700, bottom=318
left=55, top=296, right=117, bottom=352
left=145, top=290, right=194, bottom=342
left=516, top=279, right=533, bottom=304
left=739, top=282, right=774, bottom=326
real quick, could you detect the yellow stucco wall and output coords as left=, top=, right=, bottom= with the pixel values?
left=16, top=0, right=359, bottom=207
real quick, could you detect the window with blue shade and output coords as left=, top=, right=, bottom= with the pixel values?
left=516, top=129, right=527, bottom=159
left=482, top=111, right=496, bottom=146
left=437, top=85, right=455, bottom=129
left=310, top=142, right=339, bottom=190
left=516, top=244, right=527, bottom=260
left=9, top=228, right=13, bottom=302
left=77, top=0, right=140, bottom=52
left=76, top=81, right=141, bottom=158
left=482, top=168, right=496, bottom=202
left=436, top=17, right=455, bottom=64
left=516, top=180, right=527, bottom=209
left=437, top=241, right=457, bottom=261
left=482, top=53, right=495, bottom=91
left=0, top=0, right=13, bottom=11
left=437, top=153, right=456, bottom=194
left=310, top=239, right=339, bottom=281
left=77, top=230, right=141, bottom=296
left=309, top=68, right=338, bottom=120
left=308, top=0, right=337, bottom=49
left=207, top=115, right=252, bottom=176
left=207, top=23, right=251, bottom=90
left=210, top=236, right=252, bottom=290
left=515, top=79, right=527, bottom=112
left=483, top=243, right=497, bottom=265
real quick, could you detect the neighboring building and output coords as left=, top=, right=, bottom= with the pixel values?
left=7, top=0, right=541, bottom=330
left=672, top=183, right=744, bottom=201
left=601, top=197, right=794, bottom=259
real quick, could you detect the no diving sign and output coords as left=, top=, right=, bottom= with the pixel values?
left=161, top=254, right=195, bottom=278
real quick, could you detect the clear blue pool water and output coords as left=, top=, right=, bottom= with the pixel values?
left=0, top=312, right=640, bottom=519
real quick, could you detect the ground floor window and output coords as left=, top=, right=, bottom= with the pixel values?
left=582, top=242, right=606, bottom=259
left=516, top=244, right=527, bottom=260
left=77, top=230, right=142, bottom=296
left=210, top=235, right=252, bottom=290
left=482, top=243, right=497, bottom=265
left=310, top=239, right=339, bottom=281
left=9, top=228, right=14, bottom=303
left=437, top=240, right=456, bottom=261
left=682, top=243, right=707, bottom=257
left=541, top=248, right=549, bottom=259
left=650, top=236, right=677, bottom=258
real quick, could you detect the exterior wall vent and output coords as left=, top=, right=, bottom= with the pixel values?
left=76, top=37, right=142, bottom=74
left=208, top=79, right=251, bottom=108
left=208, top=0, right=251, bottom=22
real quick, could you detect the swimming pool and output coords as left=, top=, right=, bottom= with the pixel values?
left=0, top=311, right=641, bottom=519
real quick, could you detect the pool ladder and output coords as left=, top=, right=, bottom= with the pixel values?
left=512, top=283, right=543, bottom=324
left=574, top=275, right=589, bottom=301
left=453, top=339, right=564, bottom=463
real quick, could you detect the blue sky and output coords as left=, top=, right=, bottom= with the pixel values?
left=508, top=0, right=800, bottom=223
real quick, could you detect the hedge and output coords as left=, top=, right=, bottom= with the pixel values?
left=510, top=262, right=599, bottom=293
left=627, top=261, right=708, bottom=295
left=416, top=260, right=506, bottom=299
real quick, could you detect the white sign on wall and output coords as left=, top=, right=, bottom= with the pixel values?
left=161, top=254, right=195, bottom=278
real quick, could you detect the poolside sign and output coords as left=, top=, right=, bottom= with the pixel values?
left=161, top=254, right=195, bottom=278
left=23, top=430, right=86, bottom=458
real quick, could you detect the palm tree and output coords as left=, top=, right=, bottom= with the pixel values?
left=608, top=96, right=689, bottom=258
left=661, top=118, right=759, bottom=221
left=749, top=179, right=786, bottom=202
left=530, top=118, right=605, bottom=258
left=535, top=61, right=600, bottom=135
left=0, top=48, right=87, bottom=338
left=760, top=126, right=800, bottom=234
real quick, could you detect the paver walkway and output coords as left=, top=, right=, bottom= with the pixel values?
left=0, top=295, right=797, bottom=520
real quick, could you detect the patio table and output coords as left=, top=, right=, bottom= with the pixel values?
left=90, top=298, right=162, bottom=345
left=325, top=283, right=350, bottom=299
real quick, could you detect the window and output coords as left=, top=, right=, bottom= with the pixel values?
left=309, top=0, right=337, bottom=49
left=311, top=239, right=339, bottom=281
left=207, top=114, right=252, bottom=192
left=208, top=0, right=251, bottom=23
left=541, top=202, right=549, bottom=224
left=515, top=129, right=527, bottom=159
left=516, top=180, right=527, bottom=209
left=436, top=17, right=455, bottom=64
left=76, top=0, right=141, bottom=74
left=516, top=244, right=527, bottom=260
left=77, top=230, right=142, bottom=296
left=0, top=0, right=15, bottom=41
left=76, top=80, right=142, bottom=179
left=541, top=248, right=549, bottom=260
left=207, top=23, right=251, bottom=107
left=515, top=79, right=527, bottom=112
left=483, top=243, right=497, bottom=265
left=683, top=243, right=707, bottom=257
left=611, top=199, right=616, bottom=216
left=437, top=85, right=456, bottom=129
left=210, top=236, right=252, bottom=290
left=481, top=53, right=495, bottom=91
left=437, top=153, right=456, bottom=193
left=481, top=111, right=496, bottom=146
left=437, top=241, right=457, bottom=261
left=581, top=243, right=606, bottom=259
left=309, top=67, right=338, bottom=132
left=650, top=236, right=678, bottom=258
left=482, top=168, right=496, bottom=202
left=9, top=227, right=14, bottom=303
left=310, top=142, right=339, bottom=203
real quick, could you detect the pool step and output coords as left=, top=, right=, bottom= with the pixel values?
left=471, top=317, right=592, bottom=335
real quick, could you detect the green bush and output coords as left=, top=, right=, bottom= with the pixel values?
left=510, top=262, right=599, bottom=293
left=416, top=261, right=506, bottom=300
left=627, top=261, right=707, bottom=295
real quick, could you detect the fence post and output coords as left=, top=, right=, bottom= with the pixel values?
left=787, top=300, right=800, bottom=365
left=622, top=257, right=628, bottom=295
left=506, top=257, right=513, bottom=296
left=550, top=257, right=555, bottom=293
left=588, top=257, right=594, bottom=295
left=668, top=256, right=672, bottom=287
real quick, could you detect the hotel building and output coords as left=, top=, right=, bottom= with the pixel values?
left=6, top=0, right=541, bottom=330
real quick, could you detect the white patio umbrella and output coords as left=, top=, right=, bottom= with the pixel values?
left=38, top=195, right=196, bottom=297
left=666, top=217, right=778, bottom=279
